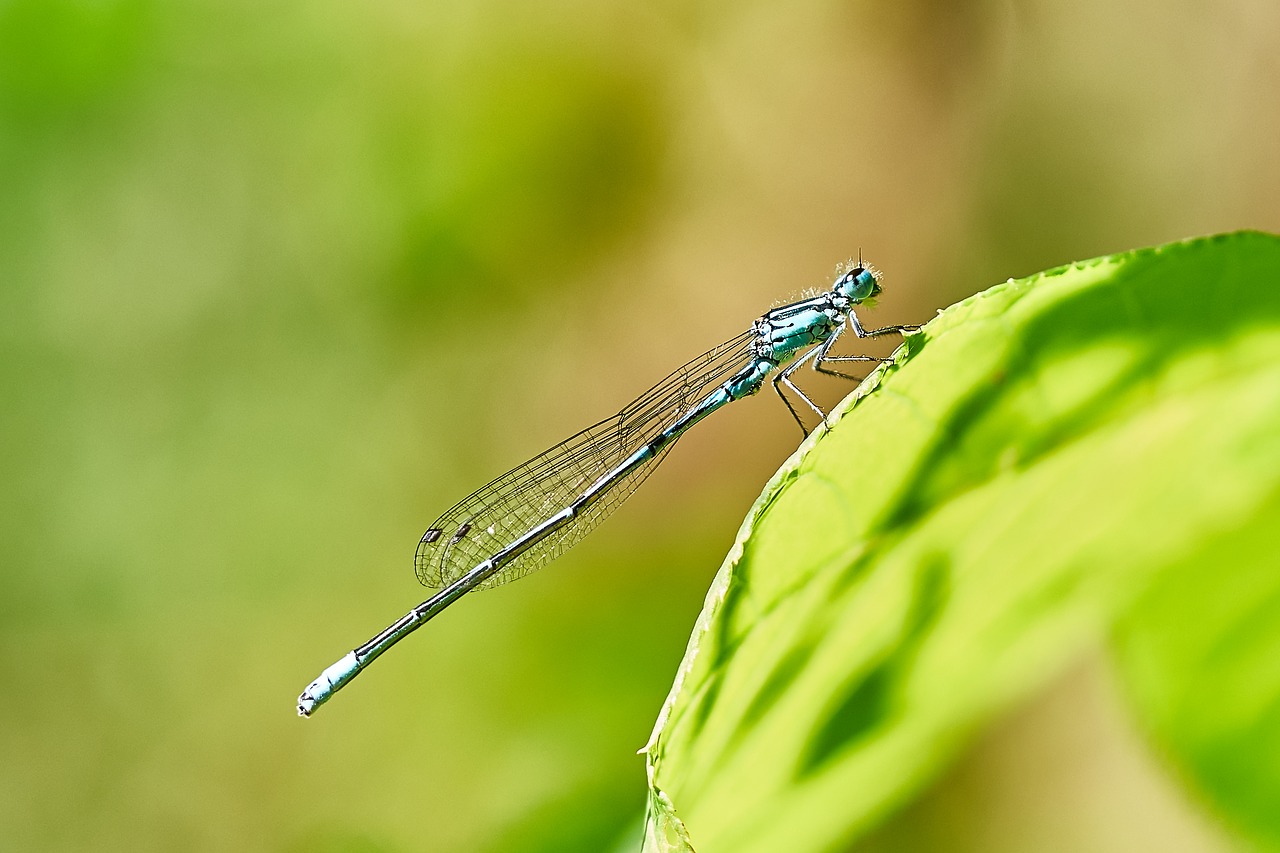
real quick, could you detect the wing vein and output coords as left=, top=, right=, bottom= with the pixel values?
left=414, top=329, right=756, bottom=589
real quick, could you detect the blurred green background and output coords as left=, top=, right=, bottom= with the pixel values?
left=1, top=1, right=1277, bottom=851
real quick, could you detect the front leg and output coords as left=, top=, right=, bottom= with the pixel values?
left=847, top=309, right=920, bottom=340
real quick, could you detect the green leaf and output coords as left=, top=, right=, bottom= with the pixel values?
left=1114, top=491, right=1280, bottom=848
left=641, top=231, right=1280, bottom=853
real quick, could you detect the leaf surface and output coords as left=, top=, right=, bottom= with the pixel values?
left=642, top=231, right=1280, bottom=853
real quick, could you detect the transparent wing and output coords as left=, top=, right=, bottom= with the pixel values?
left=415, top=329, right=757, bottom=590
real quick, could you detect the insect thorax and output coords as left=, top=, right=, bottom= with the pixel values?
left=754, top=296, right=842, bottom=364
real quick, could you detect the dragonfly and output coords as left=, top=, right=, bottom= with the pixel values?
left=297, top=262, right=918, bottom=716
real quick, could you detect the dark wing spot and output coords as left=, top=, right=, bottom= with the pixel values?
left=421, top=528, right=443, bottom=544
left=450, top=522, right=472, bottom=543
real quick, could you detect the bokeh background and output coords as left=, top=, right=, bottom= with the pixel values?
left=2, top=1, right=1278, bottom=851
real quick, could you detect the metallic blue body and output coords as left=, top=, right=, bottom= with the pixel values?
left=298, top=265, right=901, bottom=716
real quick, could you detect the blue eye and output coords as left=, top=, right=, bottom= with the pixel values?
left=838, top=267, right=877, bottom=301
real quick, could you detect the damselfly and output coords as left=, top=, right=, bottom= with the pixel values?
left=297, top=262, right=917, bottom=716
